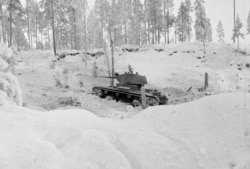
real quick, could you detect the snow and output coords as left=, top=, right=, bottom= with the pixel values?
left=0, top=43, right=22, bottom=106
left=0, top=93, right=249, bottom=169
left=1, top=42, right=250, bottom=169
left=13, top=43, right=249, bottom=111
left=134, top=93, right=250, bottom=169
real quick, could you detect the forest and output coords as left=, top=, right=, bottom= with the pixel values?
left=0, top=1, right=250, bottom=168
left=0, top=0, right=249, bottom=54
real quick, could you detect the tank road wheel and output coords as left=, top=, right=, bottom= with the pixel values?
left=118, top=100, right=125, bottom=103
left=93, top=88, right=103, bottom=97
left=118, top=97, right=126, bottom=103
left=132, top=99, right=141, bottom=107
left=105, top=95, right=113, bottom=101
left=147, top=97, right=159, bottom=106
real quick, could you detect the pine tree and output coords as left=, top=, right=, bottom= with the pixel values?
left=163, top=0, right=174, bottom=44
left=247, top=10, right=250, bottom=34
left=232, top=15, right=244, bottom=51
left=26, top=0, right=31, bottom=48
left=0, top=1, right=23, bottom=45
left=50, top=0, right=56, bottom=55
left=216, top=20, right=224, bottom=42
left=0, top=1, right=6, bottom=43
left=233, top=0, right=235, bottom=43
left=176, top=1, right=192, bottom=43
left=40, top=0, right=57, bottom=54
left=185, top=0, right=193, bottom=42
left=205, top=18, right=212, bottom=42
left=177, top=2, right=187, bottom=42
left=14, top=26, right=28, bottom=49
left=7, top=0, right=24, bottom=47
left=87, top=11, right=102, bottom=48
left=147, top=0, right=162, bottom=44
left=194, top=0, right=207, bottom=53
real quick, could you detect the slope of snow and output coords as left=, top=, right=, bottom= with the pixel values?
left=114, top=43, right=250, bottom=91
left=13, top=43, right=250, bottom=114
left=133, top=93, right=250, bottom=169
left=0, top=93, right=249, bottom=169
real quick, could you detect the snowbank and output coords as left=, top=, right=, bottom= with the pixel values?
left=134, top=93, right=250, bottom=169
left=0, top=93, right=249, bottom=169
left=0, top=43, right=22, bottom=106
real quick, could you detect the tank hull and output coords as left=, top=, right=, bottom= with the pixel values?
left=92, top=86, right=168, bottom=107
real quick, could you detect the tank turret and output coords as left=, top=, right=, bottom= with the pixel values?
left=115, top=72, right=147, bottom=91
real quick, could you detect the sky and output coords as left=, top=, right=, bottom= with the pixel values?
left=173, top=0, right=250, bottom=43
left=21, top=0, right=250, bottom=44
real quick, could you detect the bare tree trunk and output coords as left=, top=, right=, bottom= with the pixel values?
left=31, top=27, right=33, bottom=47
left=70, top=30, right=73, bottom=49
left=26, top=0, right=31, bottom=48
left=202, top=38, right=206, bottom=54
left=237, top=36, right=239, bottom=52
left=65, top=29, right=68, bottom=48
left=41, top=30, right=44, bottom=50
left=181, top=12, right=184, bottom=42
left=153, top=13, right=156, bottom=44
left=233, top=0, right=235, bottom=43
left=175, top=28, right=177, bottom=43
left=9, top=1, right=13, bottom=47
left=72, top=8, right=77, bottom=50
left=158, top=27, right=160, bottom=44
left=124, top=22, right=127, bottom=44
left=109, top=26, right=114, bottom=86
left=143, top=21, right=147, bottom=45
left=101, top=26, right=111, bottom=83
left=187, top=10, right=190, bottom=42
left=110, top=0, right=115, bottom=86
left=83, top=0, right=88, bottom=66
left=163, top=0, right=166, bottom=44
left=35, top=9, right=38, bottom=49
left=51, top=0, right=57, bottom=55
left=99, top=0, right=111, bottom=84
left=145, top=0, right=150, bottom=45
left=47, top=27, right=50, bottom=49
left=0, top=3, right=6, bottom=43
left=167, top=4, right=170, bottom=44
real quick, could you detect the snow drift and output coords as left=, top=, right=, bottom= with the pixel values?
left=0, top=43, right=22, bottom=106
left=0, top=93, right=249, bottom=169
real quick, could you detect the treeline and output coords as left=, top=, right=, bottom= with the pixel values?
left=90, top=0, right=213, bottom=48
left=0, top=0, right=249, bottom=51
left=0, top=0, right=88, bottom=51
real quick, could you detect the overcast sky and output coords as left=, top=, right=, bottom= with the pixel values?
left=173, top=0, right=249, bottom=43
left=21, top=0, right=250, bottom=44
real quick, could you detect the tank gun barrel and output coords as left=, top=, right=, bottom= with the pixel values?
left=98, top=76, right=117, bottom=79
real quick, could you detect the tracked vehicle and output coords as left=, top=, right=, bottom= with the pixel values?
left=92, top=72, right=168, bottom=107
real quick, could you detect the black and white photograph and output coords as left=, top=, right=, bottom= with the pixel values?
left=0, top=0, right=250, bottom=168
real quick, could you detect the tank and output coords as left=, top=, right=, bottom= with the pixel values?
left=92, top=72, right=168, bottom=107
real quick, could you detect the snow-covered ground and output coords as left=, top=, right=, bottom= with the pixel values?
left=15, top=43, right=250, bottom=112
left=1, top=42, right=250, bottom=169
left=0, top=93, right=249, bottom=169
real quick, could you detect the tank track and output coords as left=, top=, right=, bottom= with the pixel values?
left=92, top=86, right=167, bottom=107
